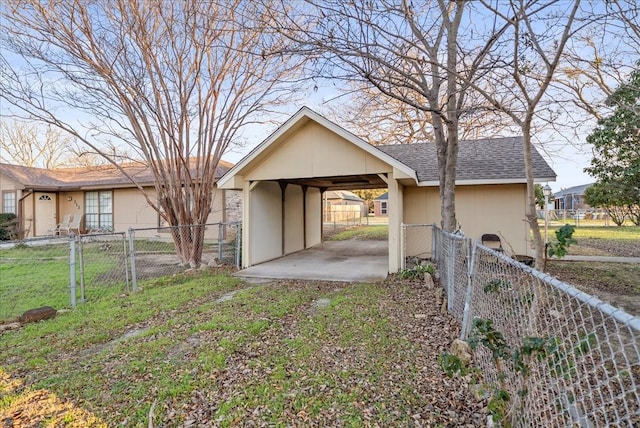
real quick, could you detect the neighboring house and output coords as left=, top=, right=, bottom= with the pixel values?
left=218, top=107, right=556, bottom=272
left=324, top=190, right=367, bottom=221
left=373, top=192, right=389, bottom=217
left=553, top=183, right=594, bottom=211
left=0, top=160, right=238, bottom=239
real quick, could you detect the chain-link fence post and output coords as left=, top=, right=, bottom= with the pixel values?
left=400, top=223, right=406, bottom=270
left=432, top=226, right=437, bottom=262
left=69, top=234, right=77, bottom=308
left=128, top=227, right=138, bottom=292
left=447, top=241, right=455, bottom=312
left=460, top=239, right=476, bottom=339
left=78, top=236, right=86, bottom=304
left=122, top=233, right=131, bottom=292
left=218, top=223, right=224, bottom=261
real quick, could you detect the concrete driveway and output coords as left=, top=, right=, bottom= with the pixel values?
left=235, top=240, right=388, bottom=282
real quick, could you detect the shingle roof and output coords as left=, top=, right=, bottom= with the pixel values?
left=554, top=183, right=594, bottom=198
left=375, top=192, right=388, bottom=200
left=325, top=190, right=364, bottom=202
left=0, top=159, right=233, bottom=190
left=377, top=137, right=556, bottom=183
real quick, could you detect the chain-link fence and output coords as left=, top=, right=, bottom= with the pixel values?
left=1, top=223, right=241, bottom=320
left=402, top=224, right=640, bottom=427
left=128, top=222, right=241, bottom=290
left=74, top=232, right=130, bottom=306
left=0, top=236, right=71, bottom=321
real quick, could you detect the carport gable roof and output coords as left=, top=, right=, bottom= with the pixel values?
left=378, top=137, right=556, bottom=185
left=217, top=106, right=419, bottom=189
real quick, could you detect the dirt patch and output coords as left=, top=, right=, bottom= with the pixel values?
left=547, top=261, right=640, bottom=316
left=569, top=238, right=640, bottom=257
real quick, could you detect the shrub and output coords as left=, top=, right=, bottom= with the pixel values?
left=0, top=213, right=18, bottom=241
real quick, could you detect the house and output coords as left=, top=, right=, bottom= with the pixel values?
left=373, top=192, right=389, bottom=217
left=217, top=107, right=556, bottom=272
left=324, top=190, right=367, bottom=221
left=553, top=183, right=594, bottom=211
left=0, top=160, right=239, bottom=239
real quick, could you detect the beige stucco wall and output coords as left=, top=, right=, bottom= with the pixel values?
left=243, top=121, right=392, bottom=181
left=249, top=181, right=282, bottom=265
left=111, top=187, right=157, bottom=231
left=284, top=184, right=305, bottom=254
left=116, top=187, right=225, bottom=239
left=403, top=184, right=530, bottom=257
left=306, top=188, right=322, bottom=248
left=0, top=173, right=22, bottom=193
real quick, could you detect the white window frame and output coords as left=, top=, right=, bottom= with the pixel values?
left=381, top=201, right=388, bottom=215
left=85, top=190, right=113, bottom=231
left=2, top=191, right=16, bottom=214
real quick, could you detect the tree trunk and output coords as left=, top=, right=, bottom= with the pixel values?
left=522, top=122, right=544, bottom=268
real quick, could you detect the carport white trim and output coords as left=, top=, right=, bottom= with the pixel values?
left=417, top=177, right=558, bottom=187
left=217, top=106, right=419, bottom=189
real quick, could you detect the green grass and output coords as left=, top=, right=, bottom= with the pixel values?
left=0, top=274, right=445, bottom=427
left=0, top=243, right=129, bottom=322
left=547, top=225, right=640, bottom=240
left=327, top=224, right=388, bottom=241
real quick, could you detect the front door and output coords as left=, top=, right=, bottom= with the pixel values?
left=35, top=192, right=57, bottom=236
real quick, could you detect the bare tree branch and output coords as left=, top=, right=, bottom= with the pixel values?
left=0, top=0, right=302, bottom=266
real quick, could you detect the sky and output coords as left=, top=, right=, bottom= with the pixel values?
left=1, top=1, right=616, bottom=195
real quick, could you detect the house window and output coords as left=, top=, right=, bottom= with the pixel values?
left=381, top=201, right=387, bottom=215
left=38, top=195, right=52, bottom=201
left=85, top=190, right=113, bottom=230
left=2, top=191, right=16, bottom=214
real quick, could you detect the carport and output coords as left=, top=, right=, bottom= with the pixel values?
left=234, top=240, right=389, bottom=282
left=218, top=107, right=557, bottom=274
left=217, top=107, right=419, bottom=273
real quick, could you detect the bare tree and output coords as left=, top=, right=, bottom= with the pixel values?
left=470, top=0, right=582, bottom=267
left=328, top=81, right=514, bottom=146
left=271, top=0, right=513, bottom=232
left=0, top=120, right=75, bottom=168
left=326, top=84, right=435, bottom=146
left=0, top=0, right=300, bottom=267
left=553, top=1, right=639, bottom=124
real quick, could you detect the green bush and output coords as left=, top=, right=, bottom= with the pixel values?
left=0, top=213, right=18, bottom=241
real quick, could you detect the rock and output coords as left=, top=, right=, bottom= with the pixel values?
left=450, top=338, right=473, bottom=365
left=487, top=415, right=496, bottom=428
left=18, top=306, right=57, bottom=324
left=424, top=273, right=434, bottom=289
left=440, top=296, right=448, bottom=314
left=434, top=288, right=443, bottom=305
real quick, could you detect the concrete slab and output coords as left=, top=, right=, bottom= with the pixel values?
left=235, top=240, right=388, bottom=282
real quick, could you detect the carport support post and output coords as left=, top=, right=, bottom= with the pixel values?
left=319, top=188, right=327, bottom=240
left=69, top=234, right=77, bottom=308
left=387, top=173, right=403, bottom=272
left=279, top=182, right=288, bottom=255
left=301, top=185, right=308, bottom=248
